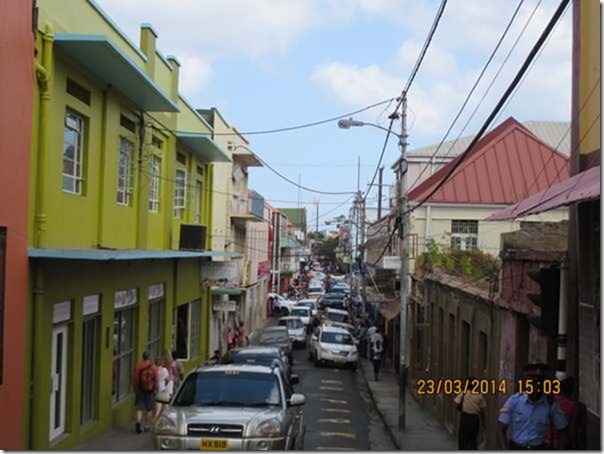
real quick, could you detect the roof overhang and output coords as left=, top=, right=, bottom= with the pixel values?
left=176, top=133, right=231, bottom=163
left=210, top=287, right=242, bottom=296
left=54, top=34, right=179, bottom=112
left=487, top=165, right=600, bottom=221
left=233, top=151, right=262, bottom=167
left=29, top=248, right=241, bottom=260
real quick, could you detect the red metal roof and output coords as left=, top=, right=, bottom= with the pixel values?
left=487, top=165, right=600, bottom=220
left=407, top=117, right=569, bottom=205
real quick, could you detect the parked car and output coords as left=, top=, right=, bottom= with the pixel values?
left=152, top=364, right=306, bottom=450
left=296, top=299, right=318, bottom=317
left=289, top=306, right=311, bottom=326
left=221, top=346, right=294, bottom=382
left=277, top=316, right=307, bottom=347
left=308, top=326, right=358, bottom=370
left=323, top=308, right=351, bottom=326
left=317, top=294, right=346, bottom=311
left=306, top=285, right=324, bottom=301
left=268, top=293, right=298, bottom=316
left=248, top=326, right=294, bottom=365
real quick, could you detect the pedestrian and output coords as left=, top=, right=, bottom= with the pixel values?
left=161, top=350, right=175, bottom=397
left=132, top=351, right=158, bottom=434
left=154, top=356, right=170, bottom=418
left=371, top=327, right=384, bottom=347
left=547, top=376, right=586, bottom=449
left=227, top=325, right=236, bottom=350
left=366, top=323, right=376, bottom=357
left=498, top=364, right=568, bottom=449
left=454, top=377, right=486, bottom=450
left=237, top=321, right=246, bottom=347
left=170, top=350, right=184, bottom=390
left=371, top=340, right=383, bottom=380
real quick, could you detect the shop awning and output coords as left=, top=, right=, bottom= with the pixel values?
left=279, top=237, right=303, bottom=249
left=29, top=248, right=241, bottom=260
left=211, top=288, right=242, bottom=296
left=379, top=298, right=401, bottom=321
left=54, top=34, right=179, bottom=112
left=176, top=133, right=231, bottom=163
left=488, top=165, right=600, bottom=220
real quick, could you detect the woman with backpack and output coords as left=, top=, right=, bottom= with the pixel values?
left=132, top=351, right=158, bottom=433
left=371, top=340, right=384, bottom=381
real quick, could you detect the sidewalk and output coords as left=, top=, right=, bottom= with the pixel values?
left=359, top=358, right=457, bottom=451
left=70, top=425, right=152, bottom=451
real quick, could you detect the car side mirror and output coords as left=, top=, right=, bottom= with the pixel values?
left=291, top=374, right=300, bottom=385
left=288, top=393, right=305, bottom=407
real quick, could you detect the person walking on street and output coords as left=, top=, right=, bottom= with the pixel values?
left=371, top=340, right=384, bottom=381
left=132, top=351, right=158, bottom=433
left=366, top=323, right=376, bottom=357
left=237, top=321, right=246, bottom=347
left=454, top=377, right=486, bottom=450
left=498, top=364, right=568, bottom=449
left=170, top=350, right=184, bottom=390
left=154, top=357, right=170, bottom=418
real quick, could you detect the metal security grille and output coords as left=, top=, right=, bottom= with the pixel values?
left=187, top=423, right=244, bottom=438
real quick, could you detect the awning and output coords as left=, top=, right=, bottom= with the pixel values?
left=279, top=237, right=303, bottom=249
left=175, top=133, right=231, bottom=163
left=379, top=298, right=401, bottom=321
left=488, top=166, right=600, bottom=220
left=29, top=248, right=241, bottom=260
left=211, top=288, right=242, bottom=296
left=54, top=34, right=178, bottom=112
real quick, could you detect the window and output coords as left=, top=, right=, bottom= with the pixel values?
left=175, top=300, right=201, bottom=360
left=149, top=155, right=161, bottom=212
left=194, top=181, right=202, bottom=224
left=478, top=331, right=488, bottom=373
left=174, top=169, right=187, bottom=218
left=81, top=316, right=98, bottom=425
left=119, top=114, right=136, bottom=133
left=112, top=308, right=135, bottom=403
left=66, top=78, right=91, bottom=105
left=117, top=138, right=133, bottom=205
left=451, top=220, right=478, bottom=251
left=147, top=299, right=163, bottom=358
left=63, top=111, right=85, bottom=194
left=0, top=228, right=5, bottom=383
left=461, top=321, right=470, bottom=378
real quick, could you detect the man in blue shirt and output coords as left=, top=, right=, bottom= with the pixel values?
left=498, top=364, right=568, bottom=449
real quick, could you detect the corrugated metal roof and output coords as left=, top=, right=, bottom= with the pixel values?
left=399, top=120, right=570, bottom=162
left=488, top=165, right=600, bottom=220
left=407, top=117, right=570, bottom=205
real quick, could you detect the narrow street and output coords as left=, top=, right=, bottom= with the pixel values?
left=292, top=346, right=395, bottom=451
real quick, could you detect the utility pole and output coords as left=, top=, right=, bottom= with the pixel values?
left=359, top=191, right=367, bottom=318
left=397, top=91, right=410, bottom=429
left=313, top=197, right=320, bottom=234
left=377, top=166, right=384, bottom=219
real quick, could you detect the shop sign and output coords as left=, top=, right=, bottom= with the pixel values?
left=382, top=256, right=401, bottom=270
left=83, top=294, right=100, bottom=316
left=114, top=288, right=138, bottom=309
left=53, top=301, right=71, bottom=324
left=201, top=261, right=240, bottom=287
left=212, top=300, right=237, bottom=312
left=149, top=283, right=165, bottom=300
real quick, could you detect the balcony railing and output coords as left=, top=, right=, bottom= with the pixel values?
left=230, top=191, right=264, bottom=223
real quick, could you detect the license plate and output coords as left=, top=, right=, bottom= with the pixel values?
left=200, top=439, right=229, bottom=450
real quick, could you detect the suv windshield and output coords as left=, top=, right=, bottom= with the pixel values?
left=230, top=353, right=284, bottom=368
left=257, top=330, right=289, bottom=344
left=173, top=371, right=282, bottom=407
left=291, top=308, right=309, bottom=317
left=279, top=319, right=304, bottom=330
left=326, top=312, right=349, bottom=324
left=320, top=331, right=354, bottom=345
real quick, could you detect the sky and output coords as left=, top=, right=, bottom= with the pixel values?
left=97, top=0, right=572, bottom=229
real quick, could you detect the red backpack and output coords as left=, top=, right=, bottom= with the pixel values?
left=139, top=364, right=155, bottom=393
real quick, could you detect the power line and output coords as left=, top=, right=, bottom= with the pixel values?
left=407, top=0, right=530, bottom=191
left=403, top=0, right=571, bottom=218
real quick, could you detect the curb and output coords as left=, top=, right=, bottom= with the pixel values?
left=358, top=360, right=401, bottom=450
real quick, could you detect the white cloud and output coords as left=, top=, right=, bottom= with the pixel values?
left=177, top=54, right=213, bottom=98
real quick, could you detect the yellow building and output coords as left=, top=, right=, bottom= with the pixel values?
left=27, top=0, right=234, bottom=449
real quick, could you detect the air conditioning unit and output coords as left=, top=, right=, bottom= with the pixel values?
left=179, top=224, right=207, bottom=251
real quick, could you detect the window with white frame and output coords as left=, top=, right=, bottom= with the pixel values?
left=117, top=138, right=133, bottom=205
left=450, top=220, right=478, bottom=251
left=174, top=169, right=187, bottom=218
left=174, top=299, right=201, bottom=359
left=149, top=155, right=161, bottom=212
left=63, top=111, right=85, bottom=194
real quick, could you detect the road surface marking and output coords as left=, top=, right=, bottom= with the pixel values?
left=321, top=379, right=343, bottom=384
left=319, top=432, right=356, bottom=439
left=322, top=408, right=351, bottom=414
left=318, top=418, right=351, bottom=424
left=320, top=386, right=343, bottom=391
left=320, top=398, right=348, bottom=405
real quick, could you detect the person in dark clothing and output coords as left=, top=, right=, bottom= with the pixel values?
left=455, top=377, right=485, bottom=450
left=371, top=340, right=383, bottom=380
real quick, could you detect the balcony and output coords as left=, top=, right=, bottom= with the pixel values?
left=230, top=191, right=264, bottom=224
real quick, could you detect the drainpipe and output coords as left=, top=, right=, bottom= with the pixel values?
left=97, top=88, right=109, bottom=246
left=34, top=24, right=53, bottom=248
left=555, top=256, right=568, bottom=380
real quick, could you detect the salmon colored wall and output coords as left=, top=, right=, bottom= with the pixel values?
left=0, top=0, right=34, bottom=449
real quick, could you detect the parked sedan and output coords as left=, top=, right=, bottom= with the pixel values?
left=289, top=306, right=311, bottom=327
left=152, top=364, right=306, bottom=450
left=248, top=326, right=294, bottom=365
left=221, top=346, right=294, bottom=383
left=296, top=299, right=318, bottom=317
left=277, top=316, right=307, bottom=347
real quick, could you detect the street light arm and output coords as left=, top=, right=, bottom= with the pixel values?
left=338, top=118, right=402, bottom=140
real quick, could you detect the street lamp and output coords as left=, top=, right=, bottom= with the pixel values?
left=338, top=100, right=410, bottom=431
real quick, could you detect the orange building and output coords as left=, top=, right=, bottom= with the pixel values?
left=0, top=0, right=35, bottom=449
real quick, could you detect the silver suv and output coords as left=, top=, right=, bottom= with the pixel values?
left=151, top=364, right=306, bottom=450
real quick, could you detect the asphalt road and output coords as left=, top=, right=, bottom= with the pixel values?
left=291, top=342, right=395, bottom=451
